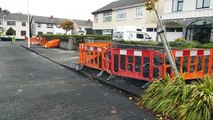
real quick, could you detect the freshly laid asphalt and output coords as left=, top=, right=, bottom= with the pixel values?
left=0, top=42, right=156, bottom=120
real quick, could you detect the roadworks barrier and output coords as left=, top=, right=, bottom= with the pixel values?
left=77, top=42, right=213, bottom=82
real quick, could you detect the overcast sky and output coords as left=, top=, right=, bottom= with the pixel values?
left=0, top=0, right=116, bottom=20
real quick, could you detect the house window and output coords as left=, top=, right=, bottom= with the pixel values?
left=136, top=7, right=143, bottom=17
left=116, top=10, right=126, bottom=20
left=172, top=0, right=183, bottom=11
left=166, top=28, right=183, bottom=32
left=103, top=12, right=112, bottom=22
left=94, top=14, right=98, bottom=23
left=196, top=0, right=210, bottom=9
left=37, top=23, right=41, bottom=28
left=22, top=22, right=26, bottom=26
left=146, top=28, right=157, bottom=32
left=137, top=34, right=144, bottom=39
left=0, top=20, right=2, bottom=25
left=21, top=31, right=26, bottom=36
left=56, top=25, right=61, bottom=28
left=46, top=32, right=53, bottom=34
left=102, top=29, right=112, bottom=35
left=46, top=24, right=53, bottom=28
left=7, top=21, right=16, bottom=26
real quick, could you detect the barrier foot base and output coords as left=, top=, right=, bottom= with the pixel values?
left=107, top=75, right=115, bottom=81
left=76, top=65, right=83, bottom=71
left=97, top=70, right=104, bottom=77
left=141, top=82, right=151, bottom=89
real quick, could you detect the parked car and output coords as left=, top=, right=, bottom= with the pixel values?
left=0, top=36, right=12, bottom=41
left=42, top=39, right=60, bottom=48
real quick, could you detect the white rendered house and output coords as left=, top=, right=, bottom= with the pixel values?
left=162, top=0, right=213, bottom=42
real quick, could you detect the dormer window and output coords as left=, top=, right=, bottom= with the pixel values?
left=172, top=0, right=183, bottom=11
left=196, top=0, right=210, bottom=9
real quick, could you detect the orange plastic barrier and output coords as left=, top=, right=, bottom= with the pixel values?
left=30, top=37, right=47, bottom=45
left=43, top=39, right=60, bottom=48
left=164, top=49, right=213, bottom=80
left=78, top=42, right=111, bottom=70
left=103, top=48, right=164, bottom=82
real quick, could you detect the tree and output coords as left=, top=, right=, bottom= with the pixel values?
left=60, top=19, right=74, bottom=34
left=144, top=0, right=179, bottom=77
left=6, top=27, right=15, bottom=35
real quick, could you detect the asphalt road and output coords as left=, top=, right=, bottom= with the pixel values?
left=0, top=42, right=156, bottom=120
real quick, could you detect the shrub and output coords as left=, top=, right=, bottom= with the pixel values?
left=6, top=27, right=15, bottom=35
left=139, top=76, right=213, bottom=120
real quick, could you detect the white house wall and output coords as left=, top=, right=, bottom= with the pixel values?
left=0, top=19, right=29, bottom=39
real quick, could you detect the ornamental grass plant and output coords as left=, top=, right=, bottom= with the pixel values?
left=139, top=75, right=213, bottom=120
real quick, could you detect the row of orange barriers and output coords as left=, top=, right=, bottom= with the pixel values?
left=30, top=37, right=47, bottom=45
left=77, top=42, right=213, bottom=82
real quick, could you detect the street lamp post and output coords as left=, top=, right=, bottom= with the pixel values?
left=27, top=0, right=30, bottom=48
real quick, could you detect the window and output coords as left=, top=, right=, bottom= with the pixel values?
left=196, top=0, right=210, bottom=8
left=22, top=22, right=26, bottom=26
left=146, top=28, right=157, bottom=32
left=46, top=32, right=53, bottom=34
left=136, top=7, right=143, bottom=17
left=21, top=31, right=26, bottom=36
left=172, top=0, right=183, bottom=11
left=7, top=21, right=16, bottom=26
left=102, top=29, right=112, bottom=35
left=56, top=25, right=61, bottom=28
left=94, top=14, right=98, bottom=23
left=0, top=20, right=2, bottom=25
left=37, top=23, right=41, bottom=28
left=47, top=24, right=53, bottom=28
left=166, top=28, right=183, bottom=32
left=137, top=34, right=144, bottom=39
left=103, top=12, right=112, bottom=22
left=116, top=10, right=126, bottom=20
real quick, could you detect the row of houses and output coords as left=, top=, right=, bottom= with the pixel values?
left=92, top=0, right=213, bottom=42
left=0, top=0, right=213, bottom=42
left=0, top=13, right=93, bottom=39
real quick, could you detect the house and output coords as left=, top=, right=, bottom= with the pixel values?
left=91, top=0, right=164, bottom=39
left=0, top=13, right=29, bottom=39
left=31, top=15, right=71, bottom=36
left=72, top=19, right=93, bottom=35
left=162, top=0, right=213, bottom=42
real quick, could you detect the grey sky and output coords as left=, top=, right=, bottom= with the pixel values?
left=0, top=0, right=116, bottom=20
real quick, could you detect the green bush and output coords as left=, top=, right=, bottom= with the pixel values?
left=139, top=76, right=213, bottom=120
left=123, top=41, right=159, bottom=46
left=41, top=34, right=112, bottom=41
left=6, top=27, right=15, bottom=35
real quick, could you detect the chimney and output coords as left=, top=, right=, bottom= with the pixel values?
left=50, top=15, right=53, bottom=21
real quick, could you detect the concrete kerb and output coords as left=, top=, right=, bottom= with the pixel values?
left=19, top=45, right=141, bottom=97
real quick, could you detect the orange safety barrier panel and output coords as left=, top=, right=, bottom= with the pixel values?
left=78, top=42, right=111, bottom=70
left=30, top=37, right=47, bottom=45
left=104, top=48, right=164, bottom=82
left=164, top=48, right=213, bottom=80
left=43, top=39, right=60, bottom=48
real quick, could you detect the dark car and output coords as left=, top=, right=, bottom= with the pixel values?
left=0, top=36, right=12, bottom=41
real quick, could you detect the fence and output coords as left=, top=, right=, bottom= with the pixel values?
left=78, top=42, right=111, bottom=70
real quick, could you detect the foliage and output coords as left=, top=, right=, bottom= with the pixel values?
left=168, top=39, right=198, bottom=49
left=122, top=40, right=158, bottom=46
left=60, top=19, right=74, bottom=34
left=144, top=0, right=158, bottom=11
left=6, top=27, right=15, bottom=35
left=139, top=76, right=213, bottom=120
left=41, top=34, right=112, bottom=41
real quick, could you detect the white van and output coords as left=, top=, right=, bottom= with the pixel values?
left=112, top=26, right=152, bottom=41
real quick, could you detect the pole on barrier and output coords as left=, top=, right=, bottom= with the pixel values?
left=145, top=0, right=179, bottom=78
